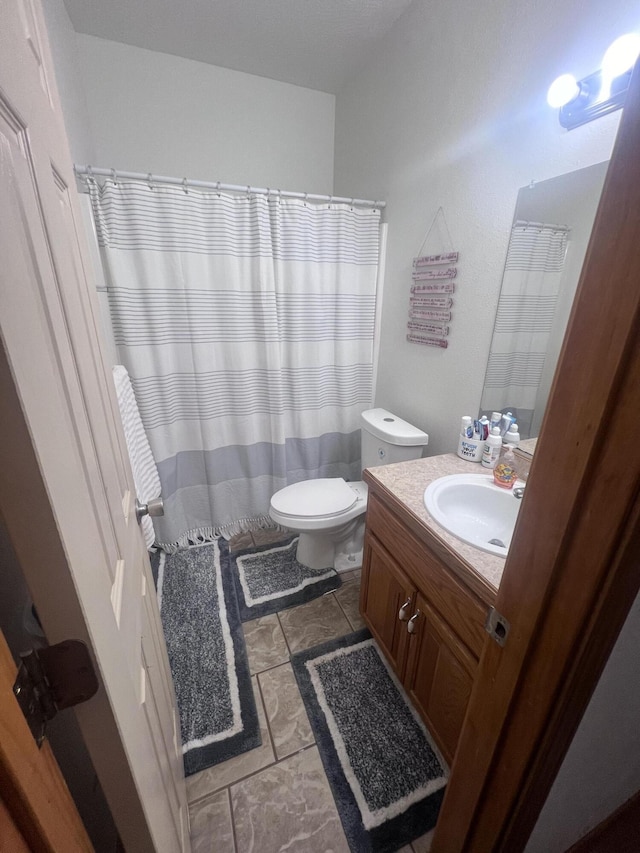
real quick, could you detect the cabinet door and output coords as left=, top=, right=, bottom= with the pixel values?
left=404, top=594, right=477, bottom=766
left=361, top=532, right=415, bottom=677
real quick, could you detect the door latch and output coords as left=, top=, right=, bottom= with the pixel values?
left=13, top=640, right=99, bottom=747
left=485, top=607, right=510, bottom=647
left=135, top=497, right=164, bottom=523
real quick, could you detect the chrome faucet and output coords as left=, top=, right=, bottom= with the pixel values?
left=513, top=486, right=526, bottom=500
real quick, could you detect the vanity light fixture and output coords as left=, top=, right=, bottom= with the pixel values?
left=547, top=33, right=640, bottom=129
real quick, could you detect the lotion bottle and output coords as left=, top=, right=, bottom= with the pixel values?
left=482, top=426, right=502, bottom=469
left=504, top=423, right=520, bottom=447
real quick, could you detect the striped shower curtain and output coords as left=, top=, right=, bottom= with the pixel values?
left=480, top=221, right=568, bottom=432
left=88, top=179, right=380, bottom=549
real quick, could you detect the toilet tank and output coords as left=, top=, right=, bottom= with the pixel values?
left=360, top=408, right=429, bottom=470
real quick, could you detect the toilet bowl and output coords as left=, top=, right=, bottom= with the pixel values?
left=269, top=478, right=369, bottom=571
left=269, top=408, right=429, bottom=572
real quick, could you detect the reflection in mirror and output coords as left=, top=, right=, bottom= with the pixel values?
left=480, top=161, right=608, bottom=439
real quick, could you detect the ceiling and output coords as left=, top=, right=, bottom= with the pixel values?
left=63, top=0, right=415, bottom=94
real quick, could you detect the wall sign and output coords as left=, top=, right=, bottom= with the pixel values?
left=407, top=210, right=458, bottom=348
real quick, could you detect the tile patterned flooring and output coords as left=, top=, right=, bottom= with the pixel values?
left=187, top=528, right=434, bottom=852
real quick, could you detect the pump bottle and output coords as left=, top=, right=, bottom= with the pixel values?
left=493, top=443, right=518, bottom=489
left=481, top=426, right=502, bottom=469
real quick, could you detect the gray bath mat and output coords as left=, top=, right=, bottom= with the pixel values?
left=152, top=542, right=261, bottom=776
left=224, top=535, right=342, bottom=622
left=291, top=630, right=448, bottom=852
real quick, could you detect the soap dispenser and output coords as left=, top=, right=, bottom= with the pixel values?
left=493, top=443, right=518, bottom=489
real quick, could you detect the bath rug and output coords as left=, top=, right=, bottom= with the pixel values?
left=291, top=629, right=448, bottom=853
left=225, top=535, right=342, bottom=622
left=151, top=542, right=261, bottom=776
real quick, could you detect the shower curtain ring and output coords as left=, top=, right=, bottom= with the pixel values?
left=87, top=165, right=94, bottom=181
left=147, top=173, right=154, bottom=190
left=111, top=168, right=118, bottom=185
left=182, top=177, right=189, bottom=194
left=246, top=185, right=251, bottom=197
left=304, top=192, right=308, bottom=206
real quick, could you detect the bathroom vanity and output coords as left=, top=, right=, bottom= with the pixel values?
left=360, top=455, right=505, bottom=765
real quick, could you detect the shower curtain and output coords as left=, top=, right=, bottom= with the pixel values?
left=88, top=179, right=380, bottom=549
left=480, top=221, right=568, bottom=430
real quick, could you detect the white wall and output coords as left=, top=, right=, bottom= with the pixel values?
left=525, top=587, right=640, bottom=851
left=41, top=4, right=335, bottom=216
left=75, top=35, right=335, bottom=195
left=334, top=0, right=637, bottom=455
left=41, top=0, right=95, bottom=163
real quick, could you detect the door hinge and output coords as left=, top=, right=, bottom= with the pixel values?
left=485, top=607, right=510, bottom=647
left=13, top=640, right=99, bottom=747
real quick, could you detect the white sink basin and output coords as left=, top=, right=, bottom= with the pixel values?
left=423, top=473, right=523, bottom=557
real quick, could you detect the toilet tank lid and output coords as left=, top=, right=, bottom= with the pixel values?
left=360, top=408, right=429, bottom=446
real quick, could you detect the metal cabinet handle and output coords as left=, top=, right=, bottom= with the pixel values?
left=398, top=598, right=412, bottom=622
left=407, top=610, right=421, bottom=634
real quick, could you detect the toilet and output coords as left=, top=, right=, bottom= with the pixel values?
left=269, top=408, right=429, bottom=572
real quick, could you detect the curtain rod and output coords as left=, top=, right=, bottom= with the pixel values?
left=514, top=219, right=570, bottom=232
left=74, top=165, right=385, bottom=209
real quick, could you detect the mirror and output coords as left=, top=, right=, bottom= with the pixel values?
left=479, top=161, right=608, bottom=439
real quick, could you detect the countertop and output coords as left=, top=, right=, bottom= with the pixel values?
left=364, top=453, right=510, bottom=594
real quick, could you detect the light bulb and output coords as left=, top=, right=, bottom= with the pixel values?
left=602, top=33, right=640, bottom=80
left=547, top=74, right=580, bottom=108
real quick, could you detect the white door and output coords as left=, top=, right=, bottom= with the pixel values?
left=0, top=2, right=188, bottom=850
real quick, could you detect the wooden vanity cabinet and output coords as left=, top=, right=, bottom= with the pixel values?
left=361, top=533, right=414, bottom=677
left=403, top=594, right=477, bottom=763
left=360, top=487, right=492, bottom=766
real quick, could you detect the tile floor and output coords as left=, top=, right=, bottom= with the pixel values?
left=187, top=528, right=434, bottom=853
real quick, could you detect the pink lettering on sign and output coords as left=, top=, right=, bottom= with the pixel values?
left=406, top=334, right=448, bottom=348
left=411, top=282, right=455, bottom=294
left=412, top=267, right=457, bottom=281
left=413, top=251, right=459, bottom=267
left=410, top=295, right=453, bottom=309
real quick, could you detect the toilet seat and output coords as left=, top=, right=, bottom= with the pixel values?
left=269, top=479, right=368, bottom=532
left=269, top=478, right=370, bottom=568
left=270, top=478, right=357, bottom=519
